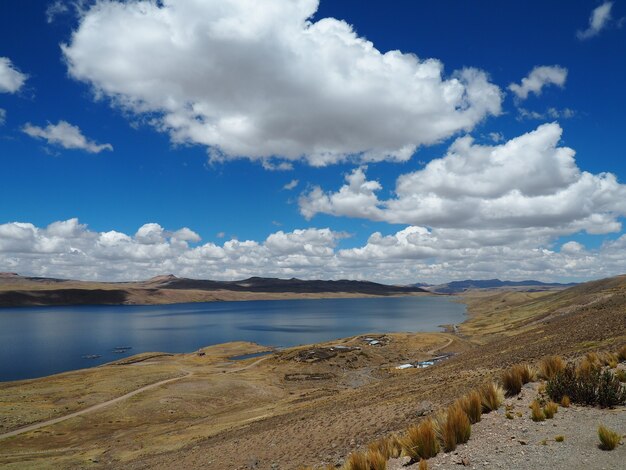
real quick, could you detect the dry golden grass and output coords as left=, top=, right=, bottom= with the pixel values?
left=442, top=404, right=471, bottom=451
left=577, top=357, right=599, bottom=379
left=598, top=424, right=621, bottom=450
left=366, top=450, right=387, bottom=470
left=543, top=401, right=558, bottom=419
left=399, top=419, right=440, bottom=461
left=560, top=395, right=571, bottom=407
left=418, top=460, right=428, bottom=470
left=368, top=435, right=402, bottom=460
left=617, top=345, right=626, bottom=362
left=344, top=452, right=368, bottom=470
left=600, top=352, right=619, bottom=368
left=616, top=369, right=626, bottom=382
left=479, top=382, right=504, bottom=412
left=502, top=364, right=533, bottom=396
left=555, top=435, right=565, bottom=442
left=539, top=355, right=566, bottom=380
left=458, top=390, right=482, bottom=424
left=530, top=400, right=545, bottom=422
left=502, top=367, right=523, bottom=396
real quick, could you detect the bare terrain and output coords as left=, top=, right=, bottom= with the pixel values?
left=0, top=275, right=625, bottom=469
left=0, top=273, right=427, bottom=307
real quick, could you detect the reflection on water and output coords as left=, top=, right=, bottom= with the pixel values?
left=0, top=296, right=465, bottom=381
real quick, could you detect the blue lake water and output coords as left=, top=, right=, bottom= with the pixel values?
left=0, top=296, right=465, bottom=382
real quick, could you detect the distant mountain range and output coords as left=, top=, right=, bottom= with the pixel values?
left=412, top=279, right=577, bottom=294
left=0, top=273, right=427, bottom=307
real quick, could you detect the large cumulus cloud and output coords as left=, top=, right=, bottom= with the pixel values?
left=62, top=0, right=502, bottom=166
left=300, top=123, right=626, bottom=236
left=1, top=218, right=625, bottom=284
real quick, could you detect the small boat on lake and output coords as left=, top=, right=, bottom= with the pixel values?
left=81, top=354, right=101, bottom=359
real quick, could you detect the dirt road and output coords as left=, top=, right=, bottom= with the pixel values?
left=0, top=371, right=191, bottom=440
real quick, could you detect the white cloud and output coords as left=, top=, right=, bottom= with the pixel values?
left=46, top=1, right=70, bottom=23
left=283, top=179, right=299, bottom=190
left=488, top=132, right=504, bottom=143
left=300, top=123, right=626, bottom=238
left=577, top=2, right=613, bottom=40
left=22, top=120, right=113, bottom=153
left=62, top=0, right=502, bottom=166
left=0, top=108, right=6, bottom=126
left=517, top=107, right=576, bottom=121
left=1, top=218, right=625, bottom=284
left=0, top=57, right=27, bottom=94
left=509, top=66, right=568, bottom=100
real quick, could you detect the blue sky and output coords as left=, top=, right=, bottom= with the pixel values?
left=0, top=0, right=625, bottom=283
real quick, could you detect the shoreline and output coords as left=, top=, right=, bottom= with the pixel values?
left=0, top=295, right=466, bottom=383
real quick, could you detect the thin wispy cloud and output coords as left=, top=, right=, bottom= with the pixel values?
left=509, top=66, right=567, bottom=100
left=283, top=179, right=299, bottom=191
left=22, top=120, right=113, bottom=154
left=577, top=2, right=613, bottom=40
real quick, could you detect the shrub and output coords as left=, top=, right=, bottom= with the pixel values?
left=543, top=401, right=558, bottom=419
left=458, top=391, right=482, bottom=424
left=555, top=435, right=565, bottom=442
left=547, top=363, right=626, bottom=407
left=560, top=395, right=570, bottom=407
left=539, top=356, right=565, bottom=380
left=530, top=400, right=545, bottom=422
left=480, top=382, right=504, bottom=413
left=597, top=369, right=626, bottom=408
left=598, top=425, right=621, bottom=450
left=399, top=419, right=440, bottom=462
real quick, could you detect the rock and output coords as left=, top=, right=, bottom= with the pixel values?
left=519, top=440, right=527, bottom=445
left=461, top=456, right=471, bottom=466
left=415, top=400, right=434, bottom=417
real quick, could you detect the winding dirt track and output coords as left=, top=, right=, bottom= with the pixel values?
left=0, top=371, right=191, bottom=441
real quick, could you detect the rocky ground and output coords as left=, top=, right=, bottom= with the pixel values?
left=389, top=381, right=625, bottom=470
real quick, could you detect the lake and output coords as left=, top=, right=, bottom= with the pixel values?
left=0, top=295, right=465, bottom=381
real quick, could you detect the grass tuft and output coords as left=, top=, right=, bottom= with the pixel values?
left=560, top=395, right=570, bottom=407
left=617, top=345, right=626, bottom=362
left=368, top=435, right=401, bottom=460
left=616, top=370, right=626, bottom=382
left=418, top=460, right=428, bottom=470
left=344, top=452, right=369, bottom=470
left=555, top=435, right=565, bottom=442
left=441, top=404, right=471, bottom=452
left=399, top=419, right=440, bottom=461
left=458, top=391, right=482, bottom=424
left=539, top=355, right=566, bottom=380
left=480, top=382, right=504, bottom=413
left=543, top=401, right=558, bottom=419
left=530, top=400, right=545, bottom=422
left=598, top=424, right=621, bottom=450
